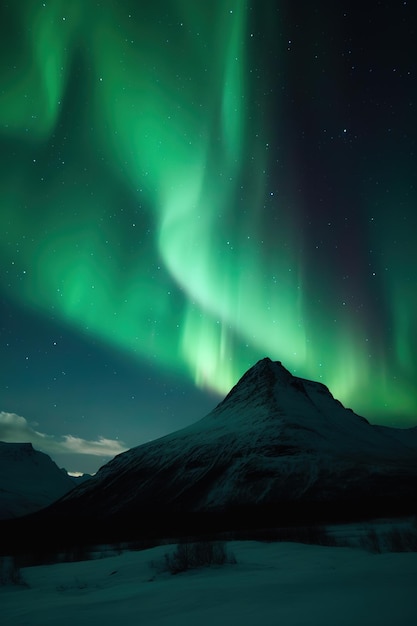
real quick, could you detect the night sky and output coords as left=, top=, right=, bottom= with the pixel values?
left=0, top=1, right=416, bottom=474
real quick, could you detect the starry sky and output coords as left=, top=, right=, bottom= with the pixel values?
left=0, top=0, right=416, bottom=474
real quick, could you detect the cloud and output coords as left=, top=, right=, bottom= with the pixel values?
left=59, top=434, right=128, bottom=456
left=0, top=412, right=127, bottom=458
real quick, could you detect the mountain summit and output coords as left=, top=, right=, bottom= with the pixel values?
left=4, top=358, right=416, bottom=548
left=54, top=359, right=417, bottom=522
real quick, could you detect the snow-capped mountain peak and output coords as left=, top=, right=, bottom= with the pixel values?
left=50, top=357, right=416, bottom=534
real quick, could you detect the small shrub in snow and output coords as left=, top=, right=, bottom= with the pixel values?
left=360, top=525, right=417, bottom=553
left=360, top=527, right=382, bottom=553
left=383, top=527, right=417, bottom=552
left=0, top=556, right=28, bottom=587
left=156, top=540, right=237, bottom=575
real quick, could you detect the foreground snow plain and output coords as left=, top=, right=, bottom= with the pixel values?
left=2, top=539, right=417, bottom=626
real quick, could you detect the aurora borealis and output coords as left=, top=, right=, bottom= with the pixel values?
left=0, top=1, right=416, bottom=473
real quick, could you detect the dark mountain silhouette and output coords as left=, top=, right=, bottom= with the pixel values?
left=0, top=442, right=76, bottom=519
left=2, top=359, right=416, bottom=551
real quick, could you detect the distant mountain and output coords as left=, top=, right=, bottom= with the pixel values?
left=2, top=359, right=417, bottom=549
left=0, top=442, right=76, bottom=519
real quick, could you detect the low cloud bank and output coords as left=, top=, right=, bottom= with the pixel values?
left=0, top=411, right=128, bottom=458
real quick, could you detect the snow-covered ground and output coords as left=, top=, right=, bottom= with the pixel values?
left=1, top=539, right=416, bottom=626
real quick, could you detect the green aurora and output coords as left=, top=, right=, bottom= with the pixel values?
left=1, top=0, right=416, bottom=424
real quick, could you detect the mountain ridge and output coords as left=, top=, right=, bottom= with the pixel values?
left=2, top=358, right=416, bottom=551
left=0, top=441, right=77, bottom=519
left=57, top=358, right=417, bottom=515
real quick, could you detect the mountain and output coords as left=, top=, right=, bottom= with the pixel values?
left=2, top=359, right=417, bottom=549
left=0, top=442, right=76, bottom=519
left=375, top=424, right=417, bottom=452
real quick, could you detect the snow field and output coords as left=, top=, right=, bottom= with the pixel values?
left=1, top=540, right=416, bottom=626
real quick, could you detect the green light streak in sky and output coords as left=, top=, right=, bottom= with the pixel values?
left=0, top=1, right=415, bottom=424
left=0, top=0, right=80, bottom=139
